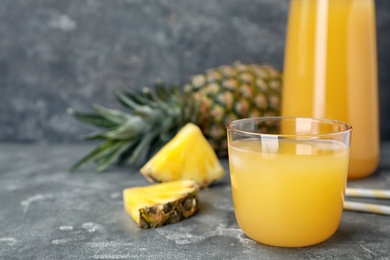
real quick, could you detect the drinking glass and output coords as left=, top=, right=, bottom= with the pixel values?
left=227, top=117, right=352, bottom=247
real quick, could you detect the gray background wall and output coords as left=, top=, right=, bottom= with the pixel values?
left=1, top=0, right=389, bottom=144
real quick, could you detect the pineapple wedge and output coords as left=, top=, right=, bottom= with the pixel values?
left=140, top=123, right=225, bottom=187
left=123, top=180, right=200, bottom=228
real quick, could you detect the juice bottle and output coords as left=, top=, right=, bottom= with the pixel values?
left=229, top=138, right=350, bottom=247
left=282, top=0, right=380, bottom=179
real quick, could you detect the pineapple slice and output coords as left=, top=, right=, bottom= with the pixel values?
left=140, top=123, right=225, bottom=187
left=123, top=180, right=200, bottom=228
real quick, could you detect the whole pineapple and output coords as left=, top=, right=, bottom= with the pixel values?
left=69, top=62, right=282, bottom=171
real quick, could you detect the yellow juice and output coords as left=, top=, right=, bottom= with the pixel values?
left=282, top=0, right=379, bottom=179
left=229, top=138, right=349, bottom=247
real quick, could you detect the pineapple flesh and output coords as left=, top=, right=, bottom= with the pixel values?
left=123, top=180, right=200, bottom=228
left=69, top=62, right=282, bottom=172
left=140, top=123, right=225, bottom=187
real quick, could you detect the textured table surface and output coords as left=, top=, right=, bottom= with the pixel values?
left=1, top=142, right=390, bottom=260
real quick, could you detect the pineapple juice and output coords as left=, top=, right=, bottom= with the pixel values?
left=282, top=0, right=379, bottom=179
left=229, top=138, right=349, bottom=247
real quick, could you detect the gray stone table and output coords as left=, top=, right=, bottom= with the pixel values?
left=1, top=142, right=390, bottom=260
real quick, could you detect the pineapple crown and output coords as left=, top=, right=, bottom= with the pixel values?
left=68, top=84, right=198, bottom=172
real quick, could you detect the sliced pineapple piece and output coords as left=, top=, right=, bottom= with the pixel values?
left=123, top=180, right=200, bottom=228
left=140, top=123, right=225, bottom=187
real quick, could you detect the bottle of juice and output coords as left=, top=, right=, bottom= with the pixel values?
left=282, top=0, right=380, bottom=179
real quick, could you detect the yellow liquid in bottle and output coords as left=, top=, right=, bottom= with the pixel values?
left=282, top=0, right=379, bottom=179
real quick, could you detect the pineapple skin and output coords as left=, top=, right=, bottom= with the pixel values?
left=123, top=180, right=200, bottom=229
left=186, top=63, right=282, bottom=156
left=138, top=193, right=198, bottom=228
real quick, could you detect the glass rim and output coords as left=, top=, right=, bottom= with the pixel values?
left=226, top=116, right=352, bottom=138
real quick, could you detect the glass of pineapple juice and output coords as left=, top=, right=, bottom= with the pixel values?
left=227, top=117, right=352, bottom=247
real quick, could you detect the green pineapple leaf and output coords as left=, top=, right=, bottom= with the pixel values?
left=94, top=140, right=135, bottom=172
left=128, top=130, right=158, bottom=165
left=70, top=140, right=126, bottom=172
left=67, top=108, right=117, bottom=128
left=92, top=104, right=130, bottom=124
